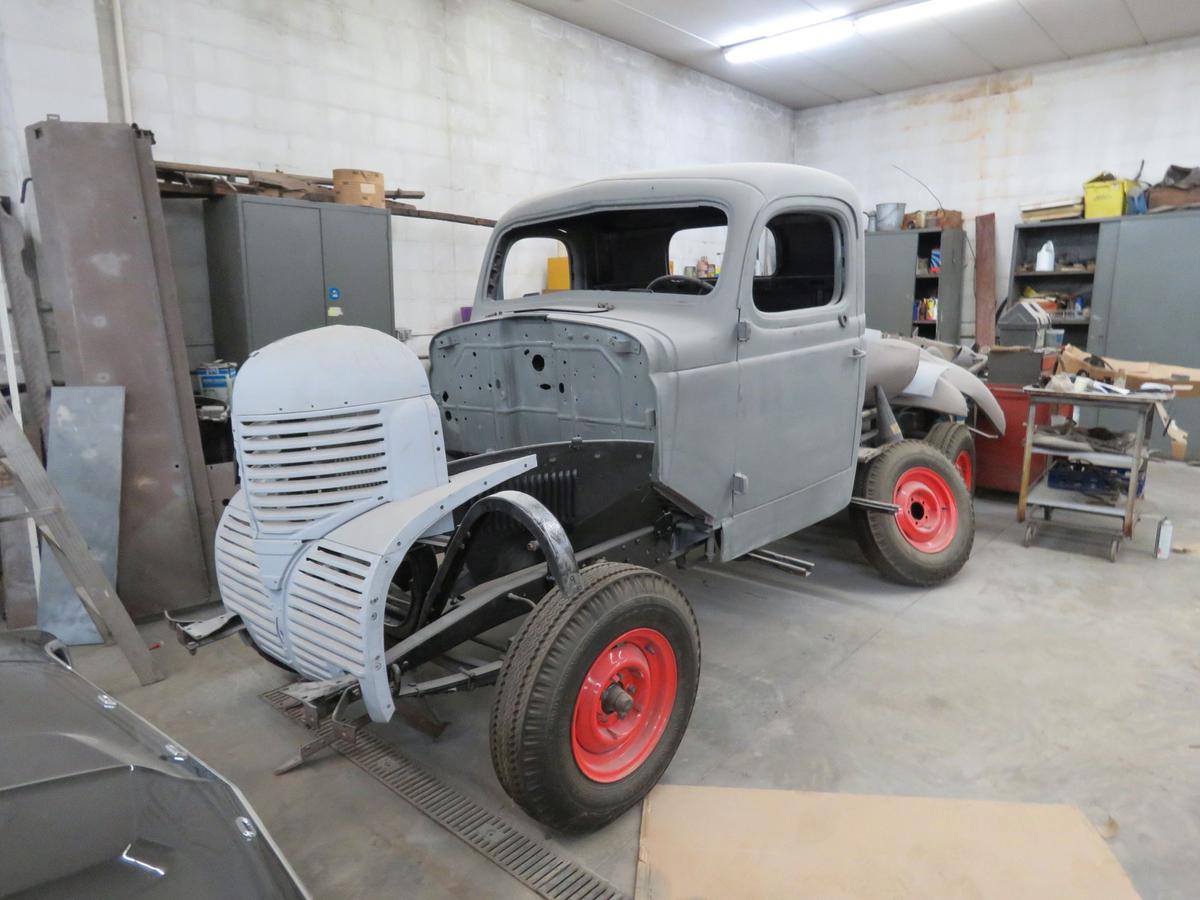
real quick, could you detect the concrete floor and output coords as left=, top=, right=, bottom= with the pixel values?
left=75, top=460, right=1200, bottom=899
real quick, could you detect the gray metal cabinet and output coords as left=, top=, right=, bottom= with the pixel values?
left=1091, top=212, right=1200, bottom=459
left=865, top=228, right=965, bottom=343
left=865, top=231, right=917, bottom=336
left=205, top=194, right=394, bottom=362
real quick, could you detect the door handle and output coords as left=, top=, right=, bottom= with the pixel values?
left=850, top=347, right=867, bottom=359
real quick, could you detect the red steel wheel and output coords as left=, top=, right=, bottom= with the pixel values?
left=572, top=627, right=677, bottom=783
left=850, top=440, right=975, bottom=586
left=894, top=466, right=958, bottom=554
left=490, top=562, right=700, bottom=832
left=925, top=421, right=976, bottom=495
left=954, top=449, right=973, bottom=493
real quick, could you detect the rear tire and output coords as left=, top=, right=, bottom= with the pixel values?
left=850, top=440, right=974, bottom=586
left=925, top=421, right=976, bottom=494
left=489, top=561, right=700, bottom=832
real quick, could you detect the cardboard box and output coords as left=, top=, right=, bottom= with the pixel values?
left=1058, top=344, right=1199, bottom=393
left=1147, top=185, right=1200, bottom=210
left=1084, top=173, right=1135, bottom=219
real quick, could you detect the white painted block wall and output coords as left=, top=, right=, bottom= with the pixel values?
left=791, top=36, right=1200, bottom=338
left=0, top=0, right=792, bottom=347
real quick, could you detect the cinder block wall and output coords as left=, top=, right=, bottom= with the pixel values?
left=791, top=36, right=1200, bottom=340
left=0, top=0, right=793, bottom=349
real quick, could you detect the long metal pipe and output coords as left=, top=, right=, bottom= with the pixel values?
left=112, top=0, right=133, bottom=123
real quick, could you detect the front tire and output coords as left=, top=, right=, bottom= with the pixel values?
left=489, top=561, right=700, bottom=832
left=851, top=440, right=974, bottom=586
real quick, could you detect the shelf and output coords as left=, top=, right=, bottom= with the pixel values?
left=915, top=273, right=940, bottom=279
left=1029, top=443, right=1142, bottom=469
left=1014, top=269, right=1095, bottom=277
left=1049, top=315, right=1091, bottom=326
left=913, top=319, right=937, bottom=325
left=1025, top=483, right=1132, bottom=519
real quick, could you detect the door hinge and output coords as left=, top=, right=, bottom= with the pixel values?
left=735, top=321, right=751, bottom=342
left=732, top=472, right=749, bottom=494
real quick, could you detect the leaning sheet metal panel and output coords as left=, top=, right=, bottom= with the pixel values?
left=26, top=120, right=216, bottom=616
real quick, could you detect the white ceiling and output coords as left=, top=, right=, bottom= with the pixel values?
left=516, top=0, right=1200, bottom=109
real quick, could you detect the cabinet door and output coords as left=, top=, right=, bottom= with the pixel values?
left=936, top=230, right=965, bottom=344
left=1106, top=215, right=1200, bottom=459
left=865, top=232, right=918, bottom=335
left=320, top=206, right=394, bottom=334
left=242, top=201, right=326, bottom=351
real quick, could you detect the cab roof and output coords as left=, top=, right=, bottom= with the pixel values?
left=497, top=163, right=862, bottom=228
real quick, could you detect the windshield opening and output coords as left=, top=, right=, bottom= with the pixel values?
left=491, top=205, right=728, bottom=300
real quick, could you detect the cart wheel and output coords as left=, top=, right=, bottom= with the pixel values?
left=1023, top=523, right=1036, bottom=548
left=850, top=440, right=974, bottom=586
left=925, top=421, right=976, bottom=494
left=490, top=561, right=700, bottom=832
left=1109, top=538, right=1120, bottom=563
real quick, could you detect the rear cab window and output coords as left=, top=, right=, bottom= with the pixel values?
left=490, top=205, right=729, bottom=300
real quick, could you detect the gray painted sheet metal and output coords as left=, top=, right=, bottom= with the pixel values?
left=37, top=387, right=124, bottom=645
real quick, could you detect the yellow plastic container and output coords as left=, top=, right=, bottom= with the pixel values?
left=1083, top=176, right=1134, bottom=219
left=546, top=256, right=570, bottom=291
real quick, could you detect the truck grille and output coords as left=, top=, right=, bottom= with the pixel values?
left=284, top=542, right=375, bottom=681
left=238, top=408, right=389, bottom=536
left=214, top=501, right=286, bottom=659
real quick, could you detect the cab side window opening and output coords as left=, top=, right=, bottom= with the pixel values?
left=501, top=238, right=567, bottom=299
left=491, top=205, right=728, bottom=300
left=752, top=213, right=841, bottom=313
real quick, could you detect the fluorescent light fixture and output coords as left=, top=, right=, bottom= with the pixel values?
left=719, top=11, right=838, bottom=48
left=723, top=0, right=1002, bottom=64
left=724, top=20, right=854, bottom=64
left=856, top=0, right=999, bottom=34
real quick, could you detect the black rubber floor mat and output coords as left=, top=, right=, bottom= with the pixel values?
left=263, top=688, right=629, bottom=900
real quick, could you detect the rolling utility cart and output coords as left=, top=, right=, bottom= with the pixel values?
left=1017, top=387, right=1171, bottom=561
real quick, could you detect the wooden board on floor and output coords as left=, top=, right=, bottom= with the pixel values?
left=636, top=784, right=1139, bottom=900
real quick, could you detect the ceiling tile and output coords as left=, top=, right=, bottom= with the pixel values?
left=799, top=33, right=929, bottom=94
left=1120, top=0, right=1200, bottom=43
left=935, top=2, right=1068, bottom=70
left=853, top=20, right=999, bottom=84
left=1016, top=0, right=1146, bottom=56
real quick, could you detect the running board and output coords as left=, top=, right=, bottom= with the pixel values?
left=742, top=548, right=815, bottom=577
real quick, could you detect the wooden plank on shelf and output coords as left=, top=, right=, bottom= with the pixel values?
left=974, top=212, right=996, bottom=347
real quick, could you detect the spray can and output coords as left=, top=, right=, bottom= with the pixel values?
left=1155, top=518, right=1173, bottom=559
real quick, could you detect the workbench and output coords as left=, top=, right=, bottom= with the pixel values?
left=1017, top=387, right=1171, bottom=561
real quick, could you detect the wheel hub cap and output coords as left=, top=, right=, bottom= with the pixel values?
left=893, top=466, right=958, bottom=554
left=571, top=627, right=677, bottom=783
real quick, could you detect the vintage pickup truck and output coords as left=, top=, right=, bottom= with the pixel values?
left=177, top=164, right=1003, bottom=832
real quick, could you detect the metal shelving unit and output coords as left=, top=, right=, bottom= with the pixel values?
left=1017, top=387, right=1168, bottom=561
left=865, top=228, right=965, bottom=342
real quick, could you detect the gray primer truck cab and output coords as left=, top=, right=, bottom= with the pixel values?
left=432, top=163, right=867, bottom=560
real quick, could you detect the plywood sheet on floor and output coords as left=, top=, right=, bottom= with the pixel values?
left=636, top=784, right=1139, bottom=900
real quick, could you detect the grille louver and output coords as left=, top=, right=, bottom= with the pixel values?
left=284, top=543, right=375, bottom=680
left=214, top=504, right=286, bottom=658
left=239, top=409, right=389, bottom=536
